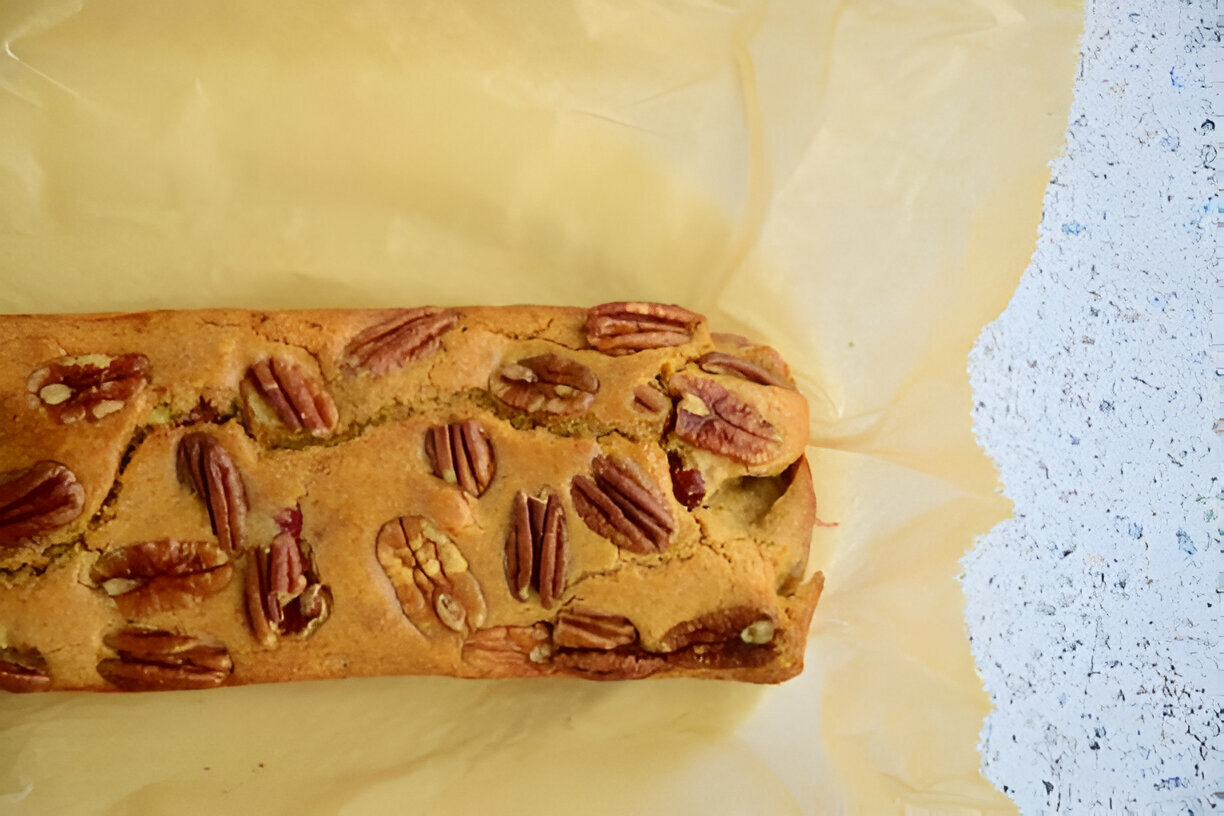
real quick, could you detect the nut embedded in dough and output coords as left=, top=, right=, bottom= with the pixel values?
left=504, top=488, right=569, bottom=609
left=0, top=460, right=85, bottom=548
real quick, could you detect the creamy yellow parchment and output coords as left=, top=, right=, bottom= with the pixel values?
left=0, top=1, right=1081, bottom=813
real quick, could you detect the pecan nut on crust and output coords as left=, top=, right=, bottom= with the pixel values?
left=97, top=627, right=233, bottom=691
left=175, top=433, right=248, bottom=556
left=669, top=374, right=781, bottom=465
left=490, top=353, right=599, bottom=416
left=344, top=308, right=458, bottom=376
left=585, top=302, right=703, bottom=354
left=570, top=455, right=675, bottom=554
left=505, top=488, right=569, bottom=609
left=425, top=420, right=496, bottom=497
left=91, top=539, right=233, bottom=617
left=0, top=646, right=52, bottom=693
left=696, top=351, right=794, bottom=389
left=0, top=460, right=84, bottom=548
left=552, top=606, right=639, bottom=650
left=658, top=606, right=778, bottom=670
left=242, top=356, right=338, bottom=436
left=461, top=624, right=554, bottom=674
left=376, top=515, right=488, bottom=636
left=245, top=528, right=333, bottom=647
left=27, top=353, right=149, bottom=424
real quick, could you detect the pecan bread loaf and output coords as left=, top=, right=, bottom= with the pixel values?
left=0, top=303, right=822, bottom=691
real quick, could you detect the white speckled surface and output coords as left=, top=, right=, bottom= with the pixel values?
left=964, top=1, right=1222, bottom=813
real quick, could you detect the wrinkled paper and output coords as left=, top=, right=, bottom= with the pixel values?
left=0, top=1, right=1081, bottom=813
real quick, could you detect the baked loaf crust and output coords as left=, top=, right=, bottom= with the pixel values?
left=0, top=304, right=822, bottom=691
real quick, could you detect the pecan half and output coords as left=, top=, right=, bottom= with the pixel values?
left=659, top=606, right=775, bottom=652
left=242, top=356, right=338, bottom=436
left=552, top=606, right=638, bottom=650
left=246, top=529, right=332, bottom=646
left=0, top=646, right=51, bottom=693
left=425, top=420, right=496, bottom=497
left=654, top=607, right=779, bottom=671
left=376, top=516, right=487, bottom=636
left=90, top=540, right=233, bottom=618
left=461, top=624, right=554, bottom=674
left=0, top=460, right=84, bottom=547
left=571, top=455, right=674, bottom=555
left=505, top=488, right=569, bottom=609
left=697, top=351, right=794, bottom=389
left=490, top=353, right=599, bottom=416
left=632, top=383, right=670, bottom=414
left=344, top=308, right=458, bottom=376
left=97, top=627, right=232, bottom=691
left=669, top=374, right=781, bottom=465
left=26, top=353, right=149, bottom=424
left=550, top=649, right=665, bottom=680
left=585, top=302, right=704, bottom=354
left=667, top=451, right=706, bottom=509
left=175, top=433, right=247, bottom=555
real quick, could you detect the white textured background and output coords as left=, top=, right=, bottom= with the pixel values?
left=964, top=1, right=1222, bottom=814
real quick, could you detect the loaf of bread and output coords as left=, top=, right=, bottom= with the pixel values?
left=0, top=303, right=822, bottom=691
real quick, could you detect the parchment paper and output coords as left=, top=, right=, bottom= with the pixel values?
left=0, top=1, right=1081, bottom=813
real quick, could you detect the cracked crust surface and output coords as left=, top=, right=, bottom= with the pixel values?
left=0, top=306, right=821, bottom=689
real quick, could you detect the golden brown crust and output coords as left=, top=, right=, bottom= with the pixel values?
left=0, top=304, right=821, bottom=690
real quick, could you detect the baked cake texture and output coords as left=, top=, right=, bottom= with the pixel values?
left=0, top=303, right=822, bottom=691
